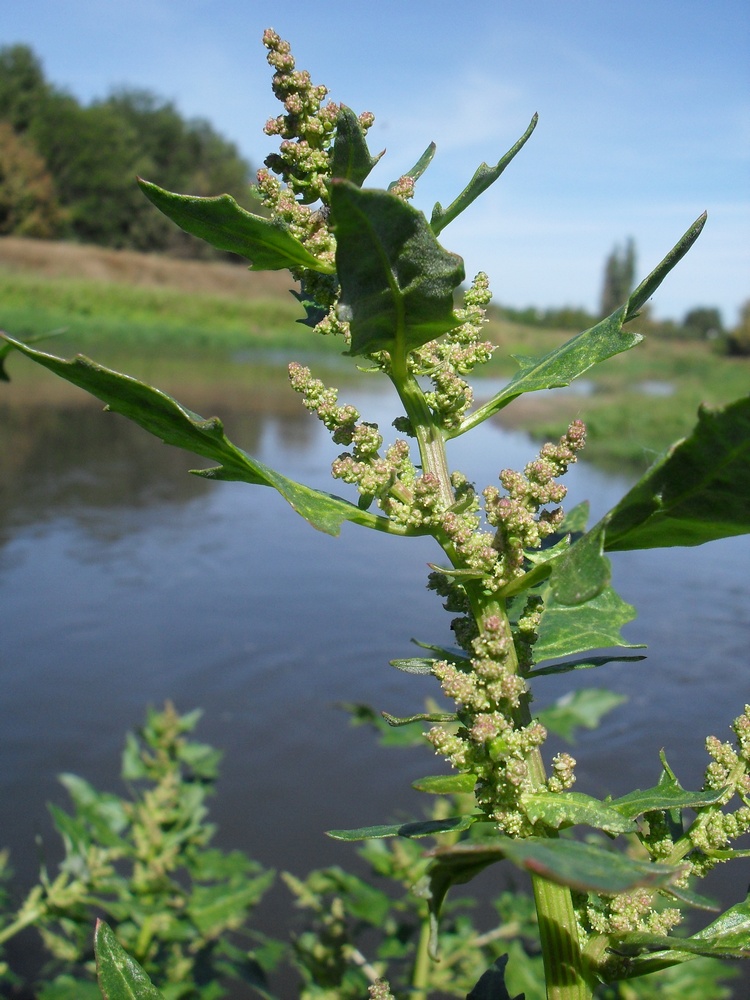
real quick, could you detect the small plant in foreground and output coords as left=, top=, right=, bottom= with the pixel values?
left=0, top=704, right=276, bottom=999
left=2, top=27, right=749, bottom=999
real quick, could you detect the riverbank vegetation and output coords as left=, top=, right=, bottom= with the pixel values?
left=2, top=237, right=746, bottom=468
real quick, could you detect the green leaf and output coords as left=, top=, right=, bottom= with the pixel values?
left=326, top=814, right=475, bottom=841
left=548, top=524, right=610, bottom=606
left=382, top=710, right=456, bottom=726
left=610, top=765, right=730, bottom=820
left=1, top=336, right=406, bottom=538
left=94, top=920, right=165, bottom=1000
left=188, top=871, right=274, bottom=935
left=613, top=895, right=750, bottom=960
left=602, top=395, right=750, bottom=550
left=331, top=105, right=382, bottom=185
left=625, top=212, right=707, bottom=320
left=389, top=657, right=435, bottom=675
left=418, top=836, right=682, bottom=959
left=536, top=688, right=627, bottom=742
left=431, top=837, right=683, bottom=895
left=527, top=654, right=646, bottom=678
left=455, top=307, right=641, bottom=436
left=389, top=142, right=436, bottom=190
left=521, top=791, right=637, bottom=834
left=0, top=327, right=66, bottom=382
left=534, top=584, right=642, bottom=661
left=330, top=180, right=465, bottom=357
left=137, top=178, right=334, bottom=273
left=412, top=773, right=477, bottom=795
left=430, top=114, right=538, bottom=236
left=467, top=956, right=524, bottom=1000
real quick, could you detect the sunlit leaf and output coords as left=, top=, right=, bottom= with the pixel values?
left=389, top=142, right=436, bottom=190
left=95, top=920, right=165, bottom=1000
left=610, top=764, right=730, bottom=820
left=521, top=791, right=637, bottom=834
left=613, top=895, right=750, bottom=961
left=188, top=871, right=274, bottom=935
left=138, top=178, right=334, bottom=273
left=534, top=584, right=642, bottom=661
left=1, top=336, right=410, bottom=538
left=602, top=395, right=750, bottom=550
left=412, top=773, right=476, bottom=795
left=430, top=114, right=538, bottom=236
left=455, top=307, right=640, bottom=435
left=330, top=180, right=464, bottom=357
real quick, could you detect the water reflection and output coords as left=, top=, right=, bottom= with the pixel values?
left=1, top=358, right=748, bottom=985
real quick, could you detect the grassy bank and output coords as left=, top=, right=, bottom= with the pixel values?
left=2, top=238, right=747, bottom=467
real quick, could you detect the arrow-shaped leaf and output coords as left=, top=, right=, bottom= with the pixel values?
left=330, top=180, right=465, bottom=357
left=430, top=114, right=538, bottom=236
left=95, top=920, right=165, bottom=1000
left=1, top=336, right=406, bottom=538
left=602, top=394, right=750, bottom=551
left=455, top=307, right=640, bottom=435
left=138, top=178, right=334, bottom=273
left=389, top=142, right=436, bottom=190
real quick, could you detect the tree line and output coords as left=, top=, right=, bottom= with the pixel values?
left=0, top=44, right=259, bottom=256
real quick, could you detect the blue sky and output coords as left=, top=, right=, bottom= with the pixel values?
left=2, top=0, right=748, bottom=324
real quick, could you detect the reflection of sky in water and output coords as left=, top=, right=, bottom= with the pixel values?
left=1, top=375, right=748, bottom=944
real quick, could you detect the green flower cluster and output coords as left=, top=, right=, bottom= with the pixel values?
left=412, top=272, right=495, bottom=431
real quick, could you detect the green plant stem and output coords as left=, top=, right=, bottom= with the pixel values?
left=398, top=368, right=592, bottom=1000
left=390, top=355, right=453, bottom=507
left=533, top=876, right=594, bottom=1000
left=411, top=913, right=432, bottom=1000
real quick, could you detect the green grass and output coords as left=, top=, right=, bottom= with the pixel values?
left=2, top=265, right=747, bottom=469
left=0, top=268, right=321, bottom=355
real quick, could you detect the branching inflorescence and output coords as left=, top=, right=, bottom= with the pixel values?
left=5, top=24, right=747, bottom=1000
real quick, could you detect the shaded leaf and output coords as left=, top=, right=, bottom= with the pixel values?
left=94, top=920, right=165, bottom=1000
left=534, top=585, right=642, bottom=661
left=430, top=114, right=538, bottom=236
left=330, top=180, right=464, bottom=357
left=331, top=105, right=382, bottom=186
left=430, top=837, right=683, bottom=895
left=602, top=395, right=750, bottom=550
left=1, top=337, right=406, bottom=538
left=467, top=955, right=524, bottom=1000
left=527, top=654, right=646, bottom=678
left=327, top=814, right=475, bottom=841
left=137, top=178, right=334, bottom=273
left=521, top=791, right=637, bottom=834
left=625, top=213, right=707, bottom=319
left=536, top=688, right=627, bottom=742
left=412, top=773, right=477, bottom=795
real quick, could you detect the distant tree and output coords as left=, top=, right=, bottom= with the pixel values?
left=681, top=306, right=724, bottom=340
left=0, top=120, right=64, bottom=237
left=600, top=237, right=636, bottom=317
left=0, top=44, right=260, bottom=255
left=0, top=44, right=50, bottom=132
left=723, top=301, right=750, bottom=357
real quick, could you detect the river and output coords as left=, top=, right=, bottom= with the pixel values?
left=1, top=352, right=748, bottom=992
